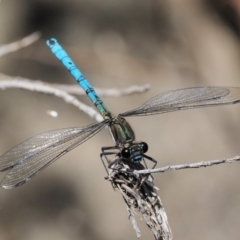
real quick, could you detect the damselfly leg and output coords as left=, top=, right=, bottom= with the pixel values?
left=100, top=145, right=121, bottom=173
left=101, top=143, right=157, bottom=174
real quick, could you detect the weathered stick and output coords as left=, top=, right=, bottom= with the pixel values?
left=134, top=156, right=240, bottom=175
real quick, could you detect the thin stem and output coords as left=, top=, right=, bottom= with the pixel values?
left=0, top=75, right=103, bottom=122
left=0, top=32, right=41, bottom=57
left=134, top=155, right=240, bottom=175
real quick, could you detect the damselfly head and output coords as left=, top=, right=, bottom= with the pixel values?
left=121, top=142, right=148, bottom=163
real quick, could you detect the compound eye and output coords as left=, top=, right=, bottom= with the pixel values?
left=141, top=142, right=148, bottom=153
left=121, top=148, right=130, bottom=158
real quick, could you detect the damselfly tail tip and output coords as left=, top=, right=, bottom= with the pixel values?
left=46, top=38, right=58, bottom=47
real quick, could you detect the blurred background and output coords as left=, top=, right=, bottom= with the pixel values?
left=0, top=0, right=240, bottom=239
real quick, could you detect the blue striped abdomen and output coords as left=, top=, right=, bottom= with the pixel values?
left=47, top=38, right=110, bottom=118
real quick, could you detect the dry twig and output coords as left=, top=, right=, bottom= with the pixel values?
left=106, top=160, right=173, bottom=240
left=0, top=74, right=150, bottom=97
left=0, top=74, right=103, bottom=122
left=0, top=32, right=41, bottom=57
left=133, top=155, right=240, bottom=175
left=0, top=74, right=151, bottom=122
left=52, top=83, right=150, bottom=97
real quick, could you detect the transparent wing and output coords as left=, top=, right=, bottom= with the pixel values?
left=120, top=87, right=240, bottom=117
left=0, top=120, right=109, bottom=189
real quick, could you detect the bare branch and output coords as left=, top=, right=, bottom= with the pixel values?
left=0, top=32, right=41, bottom=57
left=0, top=75, right=103, bottom=122
left=123, top=190, right=141, bottom=238
left=134, top=155, right=240, bottom=175
left=0, top=74, right=150, bottom=97
left=105, top=159, right=173, bottom=240
left=0, top=74, right=150, bottom=122
left=53, top=83, right=150, bottom=97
